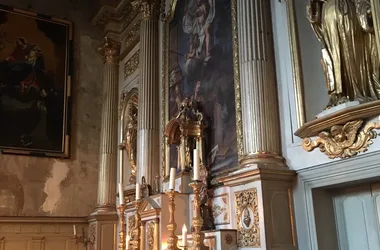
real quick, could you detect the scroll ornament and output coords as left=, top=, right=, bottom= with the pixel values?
left=303, top=120, right=380, bottom=159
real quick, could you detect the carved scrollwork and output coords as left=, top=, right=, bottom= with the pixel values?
left=235, top=189, right=260, bottom=247
left=147, top=221, right=155, bottom=250
left=132, top=0, right=160, bottom=21
left=303, top=119, right=380, bottom=159
left=124, top=51, right=140, bottom=79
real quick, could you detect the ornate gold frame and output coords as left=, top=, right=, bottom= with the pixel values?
left=160, top=0, right=243, bottom=178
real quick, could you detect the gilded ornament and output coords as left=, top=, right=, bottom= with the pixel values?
left=235, top=189, right=260, bottom=247
left=125, top=21, right=140, bottom=52
left=147, top=221, right=155, bottom=250
left=303, top=119, right=380, bottom=159
left=224, top=234, right=233, bottom=245
left=98, top=37, right=121, bottom=64
left=307, top=0, right=380, bottom=108
left=132, top=0, right=160, bottom=21
left=124, top=51, right=140, bottom=79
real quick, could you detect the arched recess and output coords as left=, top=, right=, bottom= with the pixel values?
left=119, top=88, right=138, bottom=184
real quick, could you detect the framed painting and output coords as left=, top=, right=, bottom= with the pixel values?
left=0, top=6, right=72, bottom=157
left=161, top=0, right=240, bottom=178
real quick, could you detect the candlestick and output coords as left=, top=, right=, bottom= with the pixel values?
left=119, top=183, right=124, bottom=205
left=169, top=167, right=176, bottom=190
left=73, top=225, right=76, bottom=236
left=135, top=184, right=141, bottom=200
left=117, top=205, right=126, bottom=250
left=165, top=190, right=180, bottom=250
left=182, top=224, right=187, bottom=247
left=189, top=181, right=207, bottom=250
left=193, top=149, right=200, bottom=181
left=177, top=146, right=181, bottom=170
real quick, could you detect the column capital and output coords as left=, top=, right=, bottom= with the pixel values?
left=98, top=37, right=121, bottom=64
left=132, top=0, right=160, bottom=21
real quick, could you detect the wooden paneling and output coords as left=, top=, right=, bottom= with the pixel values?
left=0, top=217, right=88, bottom=250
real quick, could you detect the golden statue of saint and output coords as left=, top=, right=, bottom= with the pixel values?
left=307, top=0, right=380, bottom=107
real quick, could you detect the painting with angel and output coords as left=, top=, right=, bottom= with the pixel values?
left=168, top=0, right=238, bottom=174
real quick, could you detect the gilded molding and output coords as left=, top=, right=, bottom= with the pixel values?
left=98, top=37, right=121, bottom=64
left=303, top=120, right=380, bottom=159
left=93, top=1, right=132, bottom=28
left=235, top=189, right=260, bottom=247
left=124, top=51, right=140, bottom=79
left=231, top=0, right=243, bottom=158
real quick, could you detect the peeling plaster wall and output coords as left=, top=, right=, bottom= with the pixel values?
left=0, top=0, right=103, bottom=216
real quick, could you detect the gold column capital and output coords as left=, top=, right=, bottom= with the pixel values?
left=98, top=37, right=121, bottom=64
left=132, top=0, right=160, bottom=21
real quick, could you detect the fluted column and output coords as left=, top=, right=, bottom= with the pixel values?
left=134, top=0, right=160, bottom=185
left=237, top=0, right=284, bottom=167
left=95, top=37, right=121, bottom=213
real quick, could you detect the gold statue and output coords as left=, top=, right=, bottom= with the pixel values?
left=125, top=104, right=138, bottom=184
left=307, top=0, right=380, bottom=107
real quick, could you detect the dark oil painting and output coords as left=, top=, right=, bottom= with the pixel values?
left=0, top=7, right=72, bottom=157
left=168, top=0, right=238, bottom=174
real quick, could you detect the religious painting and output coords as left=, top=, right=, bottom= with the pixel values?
left=0, top=6, right=72, bottom=157
left=166, top=0, right=238, bottom=174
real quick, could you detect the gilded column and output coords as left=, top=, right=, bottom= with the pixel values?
left=134, top=0, right=160, bottom=185
left=95, top=37, right=121, bottom=213
left=236, top=0, right=284, bottom=167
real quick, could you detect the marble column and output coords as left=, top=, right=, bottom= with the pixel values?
left=134, top=0, right=160, bottom=185
left=95, top=37, right=121, bottom=213
left=237, top=0, right=285, bottom=167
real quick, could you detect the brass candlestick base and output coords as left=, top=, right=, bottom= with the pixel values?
left=117, top=205, right=126, bottom=250
left=130, top=199, right=142, bottom=250
left=189, top=181, right=207, bottom=250
left=166, top=190, right=180, bottom=250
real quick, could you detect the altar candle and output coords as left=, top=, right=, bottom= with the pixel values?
left=169, top=167, right=176, bottom=190
left=118, top=183, right=124, bottom=205
left=177, top=147, right=181, bottom=170
left=136, top=183, right=141, bottom=200
left=182, top=224, right=187, bottom=246
left=73, top=225, right=77, bottom=236
left=193, top=149, right=200, bottom=181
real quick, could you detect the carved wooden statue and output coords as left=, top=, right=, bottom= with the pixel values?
left=307, top=0, right=380, bottom=107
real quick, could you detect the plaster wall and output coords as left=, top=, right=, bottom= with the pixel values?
left=0, top=0, right=103, bottom=217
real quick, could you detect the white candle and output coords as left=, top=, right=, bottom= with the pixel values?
left=177, top=146, right=181, bottom=170
left=118, top=183, right=124, bottom=205
left=136, top=183, right=141, bottom=200
left=182, top=224, right=187, bottom=246
left=169, top=167, right=176, bottom=190
left=73, top=225, right=76, bottom=236
left=193, top=149, right=200, bottom=180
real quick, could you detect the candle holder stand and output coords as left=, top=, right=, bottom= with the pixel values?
left=189, top=181, right=207, bottom=250
left=117, top=205, right=126, bottom=250
left=166, top=190, right=181, bottom=250
left=130, top=199, right=142, bottom=250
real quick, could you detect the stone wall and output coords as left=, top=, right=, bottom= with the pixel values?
left=0, top=0, right=103, bottom=217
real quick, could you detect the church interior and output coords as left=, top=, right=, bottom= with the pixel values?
left=0, top=0, right=379, bottom=249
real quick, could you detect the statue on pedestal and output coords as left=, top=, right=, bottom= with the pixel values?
left=307, top=0, right=380, bottom=108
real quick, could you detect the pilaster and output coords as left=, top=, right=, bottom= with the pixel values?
left=133, top=0, right=160, bottom=185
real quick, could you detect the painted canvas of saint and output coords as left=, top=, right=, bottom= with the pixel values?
left=0, top=8, right=71, bottom=156
left=168, top=0, right=237, bottom=174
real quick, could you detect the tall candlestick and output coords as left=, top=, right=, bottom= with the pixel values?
left=169, top=168, right=176, bottom=190
left=73, top=225, right=76, bottom=236
left=119, top=183, right=124, bottom=205
left=193, top=149, right=200, bottom=181
left=177, top=146, right=181, bottom=170
left=136, top=184, right=141, bottom=200
left=182, top=224, right=187, bottom=246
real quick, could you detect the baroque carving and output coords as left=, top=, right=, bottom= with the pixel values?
left=132, top=0, right=160, bottom=21
left=93, top=1, right=132, bottom=28
left=125, top=21, right=140, bottom=52
left=307, top=0, right=379, bottom=108
left=98, top=37, right=121, bottom=64
left=303, top=120, right=380, bottom=159
left=120, top=89, right=138, bottom=184
left=124, top=51, right=140, bottom=79
left=147, top=221, right=155, bottom=250
left=235, top=189, right=260, bottom=247
left=127, top=215, right=136, bottom=244
left=224, top=234, right=233, bottom=245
